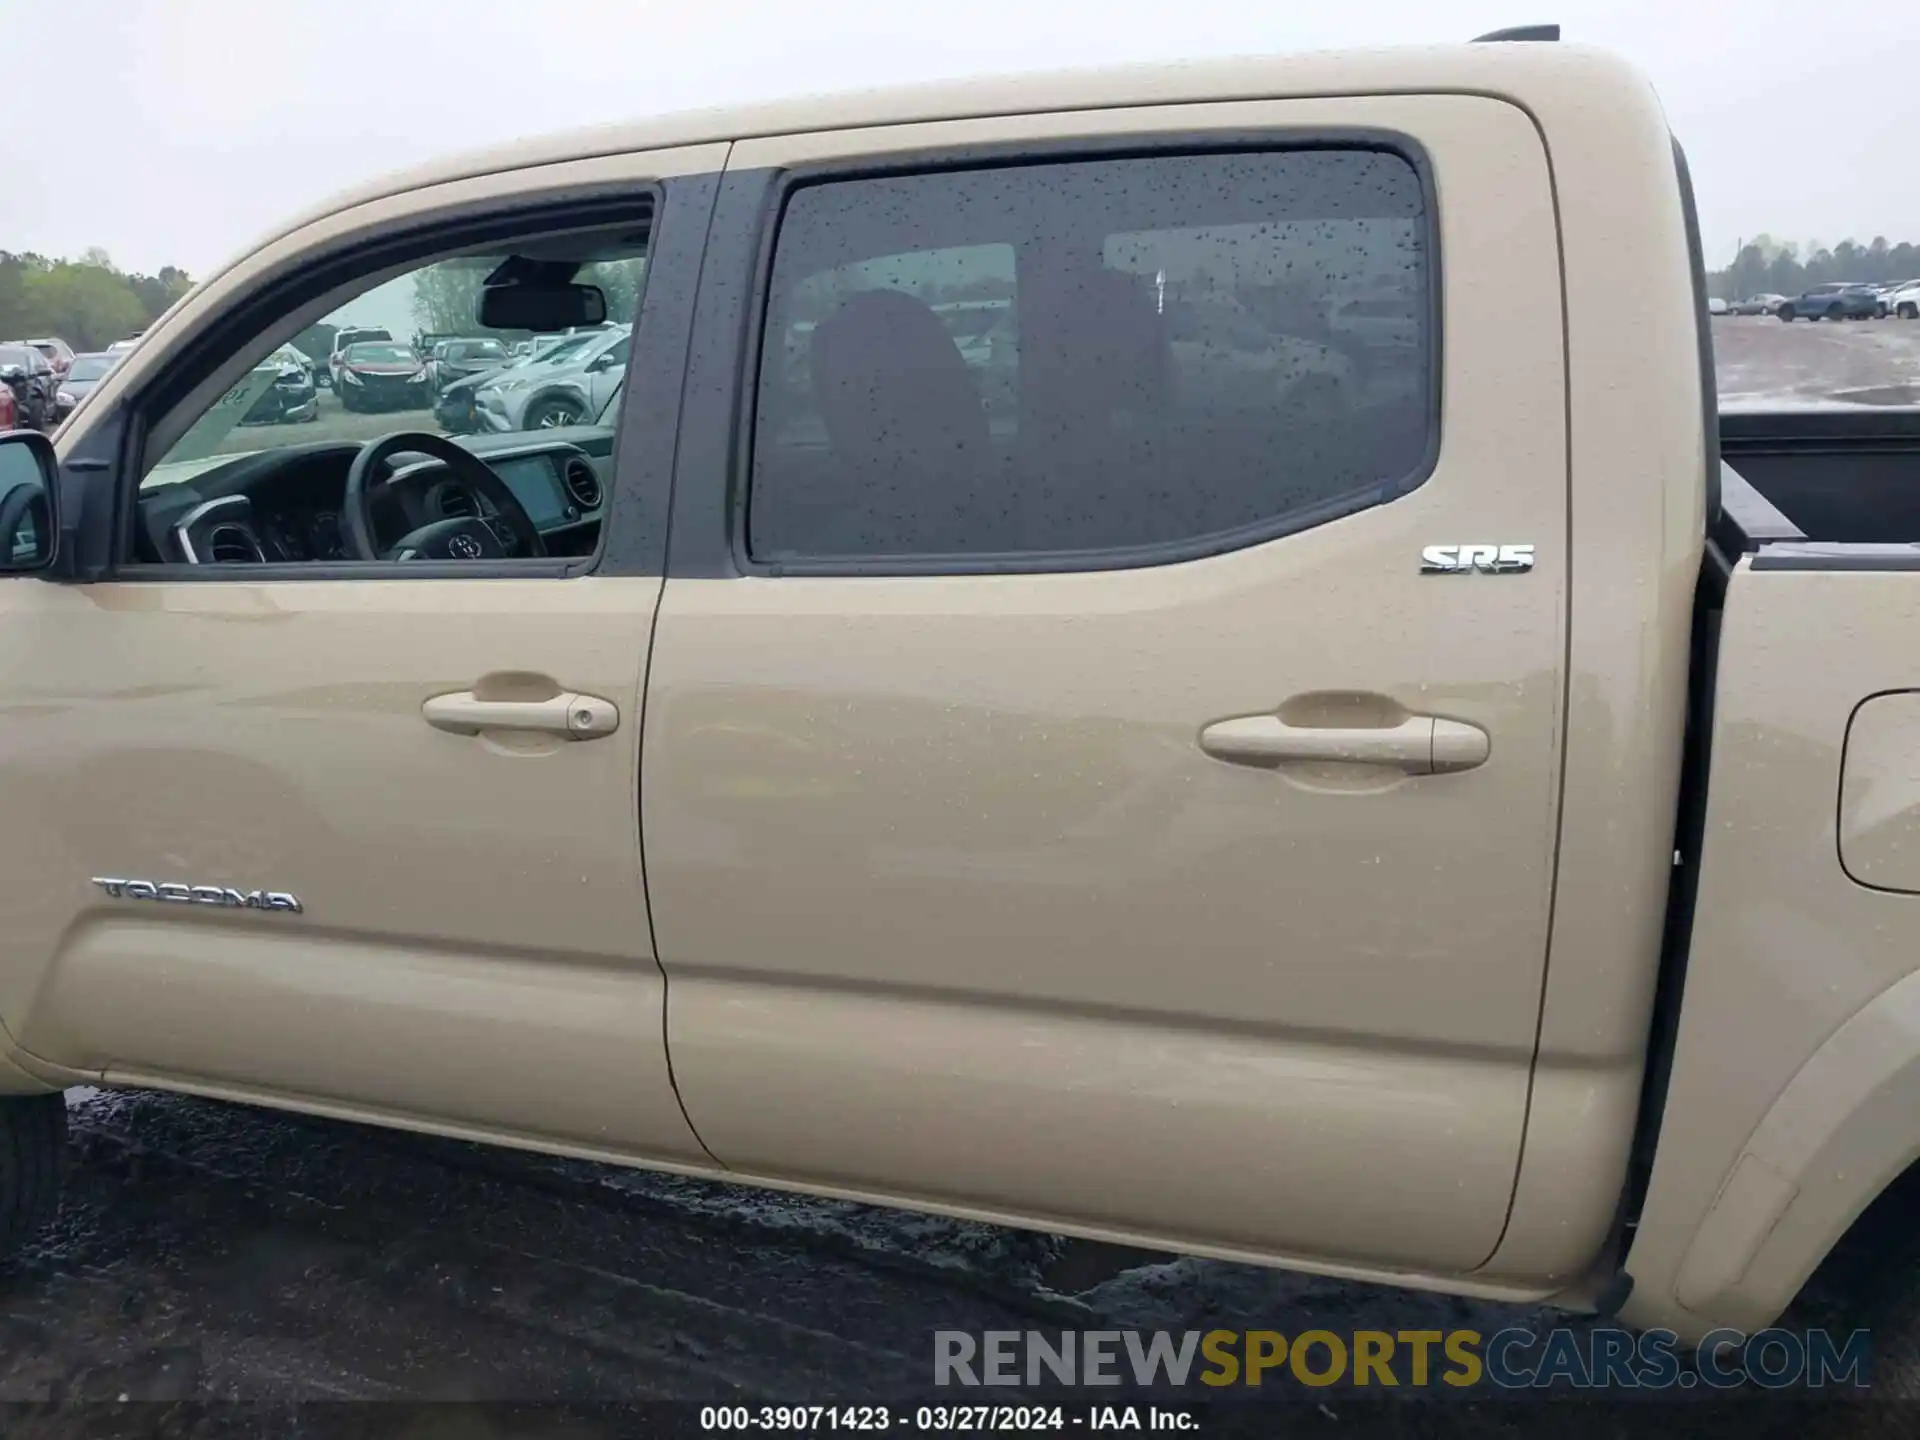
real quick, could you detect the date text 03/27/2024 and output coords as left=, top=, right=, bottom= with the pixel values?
left=698, top=1406, right=1194, bottom=1432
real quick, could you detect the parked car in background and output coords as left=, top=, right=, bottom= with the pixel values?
left=475, top=325, right=630, bottom=431
left=1706, top=296, right=1728, bottom=315
left=1870, top=282, right=1920, bottom=317
left=327, top=326, right=394, bottom=389
left=0, top=379, right=15, bottom=431
left=25, top=338, right=74, bottom=378
left=1886, top=281, right=1920, bottom=320
left=1778, top=282, right=1881, bottom=321
left=1728, top=293, right=1785, bottom=316
left=411, top=332, right=464, bottom=358
left=0, top=343, right=60, bottom=429
left=51, top=351, right=122, bottom=425
left=1161, top=292, right=1360, bottom=417
left=1328, top=290, right=1423, bottom=352
left=426, top=337, right=512, bottom=393
left=241, top=346, right=320, bottom=425
left=335, top=340, right=428, bottom=413
left=432, top=333, right=593, bottom=433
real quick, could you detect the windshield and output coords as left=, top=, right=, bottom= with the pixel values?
left=0, top=346, right=35, bottom=369
left=450, top=340, right=506, bottom=361
left=526, top=334, right=593, bottom=367
left=66, top=355, right=116, bottom=381
left=344, top=343, right=416, bottom=364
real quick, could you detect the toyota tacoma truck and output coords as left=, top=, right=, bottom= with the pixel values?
left=2, top=32, right=1919, bottom=1359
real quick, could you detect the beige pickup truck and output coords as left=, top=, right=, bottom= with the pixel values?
left=0, top=32, right=1916, bottom=1355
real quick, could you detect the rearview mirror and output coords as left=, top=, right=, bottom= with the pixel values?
left=478, top=283, right=608, bottom=333
left=0, top=430, right=60, bottom=572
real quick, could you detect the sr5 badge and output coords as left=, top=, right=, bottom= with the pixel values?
left=1421, top=544, right=1535, bottom=574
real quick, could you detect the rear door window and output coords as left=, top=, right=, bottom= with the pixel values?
left=747, top=148, right=1435, bottom=567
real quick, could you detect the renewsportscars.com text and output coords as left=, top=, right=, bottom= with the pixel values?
left=933, top=1327, right=1872, bottom=1391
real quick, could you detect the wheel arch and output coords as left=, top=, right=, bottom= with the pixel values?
left=524, top=383, right=589, bottom=421
left=1647, top=969, right=1920, bottom=1337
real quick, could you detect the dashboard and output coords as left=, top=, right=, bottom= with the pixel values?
left=258, top=504, right=348, bottom=563
left=137, top=435, right=611, bottom=566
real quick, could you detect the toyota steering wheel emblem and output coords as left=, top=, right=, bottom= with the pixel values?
left=447, top=533, right=483, bottom=559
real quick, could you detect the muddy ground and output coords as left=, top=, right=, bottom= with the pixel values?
left=6, top=1090, right=1889, bottom=1437
left=2, top=318, right=1917, bottom=1435
left=1713, top=311, right=1920, bottom=408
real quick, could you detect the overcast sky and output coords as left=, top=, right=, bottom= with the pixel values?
left=10, top=0, right=1918, bottom=279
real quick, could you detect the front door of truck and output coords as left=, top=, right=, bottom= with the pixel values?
left=643, top=96, right=1568, bottom=1271
left=0, top=146, right=724, bottom=1165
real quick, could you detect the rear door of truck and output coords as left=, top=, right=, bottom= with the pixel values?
left=642, top=93, right=1569, bottom=1271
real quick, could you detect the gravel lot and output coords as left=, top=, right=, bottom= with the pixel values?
left=1, top=317, right=1915, bottom=1435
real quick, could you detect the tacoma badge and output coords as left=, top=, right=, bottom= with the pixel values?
left=90, top=877, right=303, bottom=913
left=1420, top=544, right=1535, bottom=574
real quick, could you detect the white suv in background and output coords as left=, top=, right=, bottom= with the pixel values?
left=474, top=323, right=631, bottom=432
left=1887, top=281, right=1920, bottom=320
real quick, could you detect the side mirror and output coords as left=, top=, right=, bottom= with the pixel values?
left=0, top=365, right=24, bottom=386
left=588, top=351, right=617, bottom=373
left=0, top=430, right=59, bottom=572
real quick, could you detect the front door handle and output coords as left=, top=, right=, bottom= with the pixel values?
left=422, top=690, right=620, bottom=740
left=1198, top=714, right=1489, bottom=774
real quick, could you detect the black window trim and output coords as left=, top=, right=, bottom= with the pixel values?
left=1671, top=138, right=1721, bottom=533
left=98, top=175, right=717, bottom=584
left=687, top=128, right=1443, bottom=581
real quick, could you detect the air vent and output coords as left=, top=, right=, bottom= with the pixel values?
left=437, top=484, right=477, bottom=518
left=561, top=457, right=602, bottom=510
left=207, top=524, right=263, bottom=564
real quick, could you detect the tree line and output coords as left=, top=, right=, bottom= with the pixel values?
left=0, top=250, right=195, bottom=353
left=1714, top=235, right=1920, bottom=301
left=10, top=235, right=1919, bottom=348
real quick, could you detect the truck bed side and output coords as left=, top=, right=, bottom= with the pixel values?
left=1626, top=425, right=1920, bottom=1338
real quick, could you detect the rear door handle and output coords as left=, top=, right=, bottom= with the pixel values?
left=1198, top=714, right=1489, bottom=774
left=422, top=690, right=620, bottom=740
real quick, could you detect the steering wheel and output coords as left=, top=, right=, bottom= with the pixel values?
left=342, top=431, right=548, bottom=562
